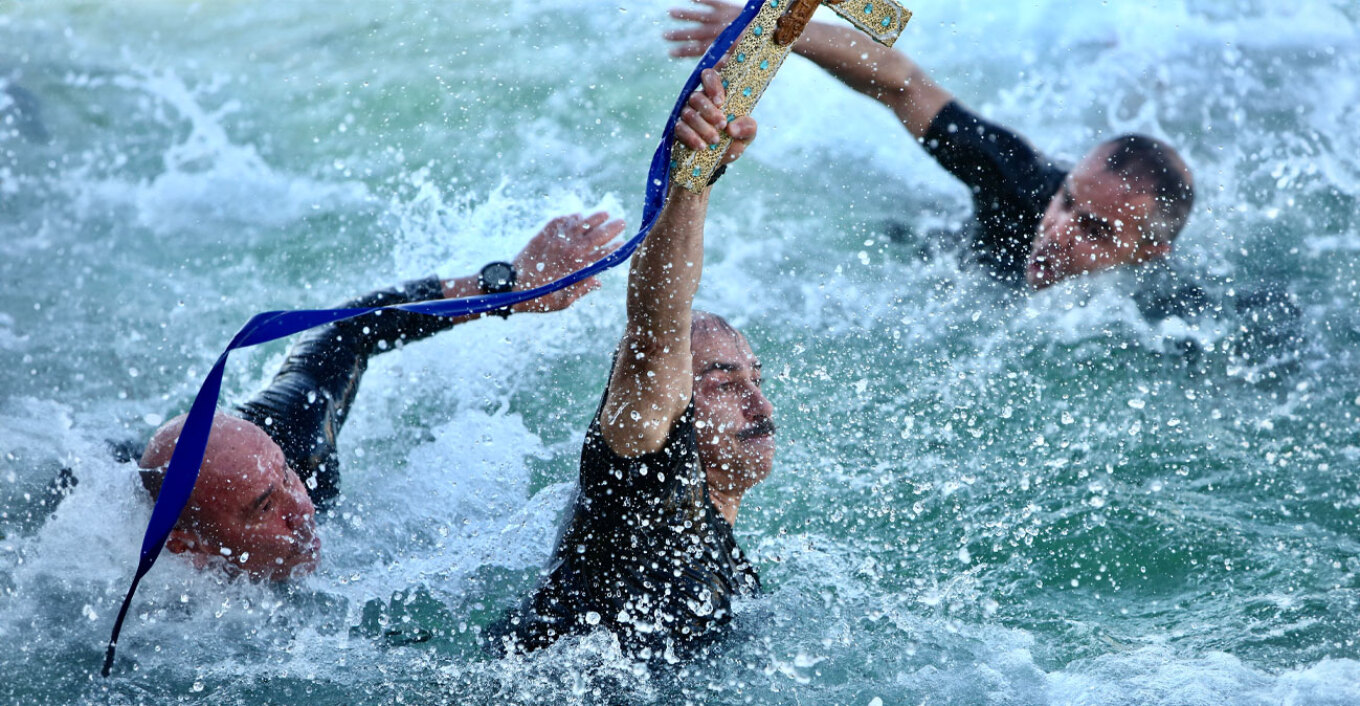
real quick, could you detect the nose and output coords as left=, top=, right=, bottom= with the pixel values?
left=284, top=493, right=316, bottom=533
left=1043, top=212, right=1075, bottom=248
left=743, top=384, right=774, bottom=421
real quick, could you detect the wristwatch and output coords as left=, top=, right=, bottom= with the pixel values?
left=478, top=261, right=517, bottom=318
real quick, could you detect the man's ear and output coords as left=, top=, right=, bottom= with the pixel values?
left=165, top=528, right=202, bottom=555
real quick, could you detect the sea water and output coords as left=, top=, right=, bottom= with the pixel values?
left=1, top=0, right=1358, bottom=703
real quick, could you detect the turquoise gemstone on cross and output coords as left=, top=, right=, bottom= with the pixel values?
left=670, top=160, right=677, bottom=169
left=692, top=167, right=702, bottom=177
left=736, top=53, right=747, bottom=63
left=865, top=3, right=874, bottom=13
left=727, top=114, right=736, bottom=123
left=752, top=26, right=763, bottom=37
left=722, top=79, right=729, bottom=89
left=760, top=59, right=769, bottom=70
left=881, top=17, right=891, bottom=27
left=770, top=0, right=779, bottom=7
left=742, top=87, right=752, bottom=97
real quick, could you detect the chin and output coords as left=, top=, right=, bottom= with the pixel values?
left=1026, top=262, right=1069, bottom=290
left=261, top=558, right=317, bottom=582
left=743, top=450, right=776, bottom=485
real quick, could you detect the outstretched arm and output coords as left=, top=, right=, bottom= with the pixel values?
left=438, top=211, right=627, bottom=318
left=233, top=212, right=624, bottom=507
left=598, top=70, right=757, bottom=457
left=666, top=0, right=952, bottom=138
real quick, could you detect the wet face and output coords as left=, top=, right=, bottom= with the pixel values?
left=690, top=328, right=775, bottom=495
left=1026, top=147, right=1170, bottom=289
left=146, top=415, right=320, bottom=582
left=182, top=447, right=320, bottom=582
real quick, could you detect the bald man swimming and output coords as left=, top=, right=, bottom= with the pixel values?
left=136, top=212, right=625, bottom=581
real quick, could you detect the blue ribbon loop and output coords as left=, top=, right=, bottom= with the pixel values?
left=102, top=0, right=764, bottom=677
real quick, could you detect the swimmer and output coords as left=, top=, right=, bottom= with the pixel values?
left=489, top=71, right=769, bottom=657
left=134, top=212, right=626, bottom=582
left=665, top=1, right=1199, bottom=302
left=666, top=1, right=1304, bottom=353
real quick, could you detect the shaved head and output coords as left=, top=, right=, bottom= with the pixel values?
left=1099, top=134, right=1195, bottom=243
left=138, top=413, right=319, bottom=581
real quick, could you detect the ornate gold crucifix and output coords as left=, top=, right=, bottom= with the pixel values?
left=670, top=0, right=913, bottom=191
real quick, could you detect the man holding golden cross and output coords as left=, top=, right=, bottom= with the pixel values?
left=487, top=2, right=917, bottom=658
left=668, top=0, right=1203, bottom=315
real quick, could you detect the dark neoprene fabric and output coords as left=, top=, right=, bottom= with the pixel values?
left=234, top=276, right=453, bottom=510
left=922, top=100, right=1068, bottom=285
left=488, top=397, right=761, bottom=658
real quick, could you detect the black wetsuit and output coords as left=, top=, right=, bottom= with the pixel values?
left=232, top=276, right=455, bottom=509
left=488, top=397, right=761, bottom=658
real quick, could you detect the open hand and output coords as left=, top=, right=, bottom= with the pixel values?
left=511, top=212, right=626, bottom=313
left=665, top=0, right=744, bottom=58
left=675, top=68, right=758, bottom=165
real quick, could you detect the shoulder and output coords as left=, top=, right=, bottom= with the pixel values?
left=922, top=101, right=1064, bottom=200
left=580, top=400, right=699, bottom=498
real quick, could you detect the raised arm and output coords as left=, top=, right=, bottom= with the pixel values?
left=666, top=0, right=951, bottom=138
left=599, top=70, right=757, bottom=457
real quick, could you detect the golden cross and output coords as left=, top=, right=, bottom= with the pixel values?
left=671, top=0, right=913, bottom=191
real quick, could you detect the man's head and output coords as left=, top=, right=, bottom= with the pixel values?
left=1026, top=135, right=1195, bottom=289
left=689, top=311, right=775, bottom=500
left=139, top=413, right=319, bottom=582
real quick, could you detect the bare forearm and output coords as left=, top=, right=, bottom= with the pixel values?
left=795, top=21, right=951, bottom=138
left=431, top=275, right=486, bottom=327
left=796, top=22, right=906, bottom=97
left=624, top=187, right=708, bottom=347
left=601, top=186, right=710, bottom=455
left=597, top=67, right=744, bottom=457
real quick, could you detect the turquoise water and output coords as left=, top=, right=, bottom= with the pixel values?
left=2, top=0, right=1359, bottom=703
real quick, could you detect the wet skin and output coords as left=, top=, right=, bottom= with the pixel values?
left=1026, top=145, right=1170, bottom=289
left=690, top=327, right=775, bottom=515
left=141, top=414, right=319, bottom=582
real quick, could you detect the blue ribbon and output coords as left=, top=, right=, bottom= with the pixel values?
left=102, top=0, right=764, bottom=677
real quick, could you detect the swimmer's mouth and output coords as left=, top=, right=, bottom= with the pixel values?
left=737, top=420, right=776, bottom=441
left=291, top=531, right=321, bottom=559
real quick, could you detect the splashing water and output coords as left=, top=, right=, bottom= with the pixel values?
left=2, top=0, right=1359, bottom=703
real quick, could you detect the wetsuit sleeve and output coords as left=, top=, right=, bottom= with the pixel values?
left=922, top=101, right=1068, bottom=282
left=1133, top=265, right=1212, bottom=323
left=578, top=400, right=697, bottom=505
left=234, top=276, right=455, bottom=509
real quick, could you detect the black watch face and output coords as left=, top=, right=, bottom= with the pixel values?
left=480, top=262, right=515, bottom=293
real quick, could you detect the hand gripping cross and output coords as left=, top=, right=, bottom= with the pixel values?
left=670, top=0, right=912, bottom=191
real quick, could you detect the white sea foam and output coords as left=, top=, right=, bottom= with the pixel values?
left=68, top=68, right=369, bottom=236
